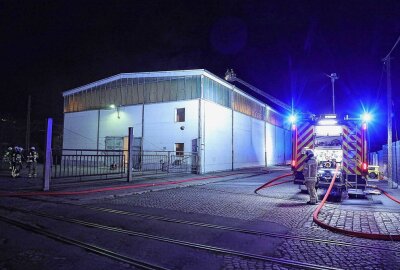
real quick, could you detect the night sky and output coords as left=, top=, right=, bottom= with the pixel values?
left=1, top=0, right=400, bottom=151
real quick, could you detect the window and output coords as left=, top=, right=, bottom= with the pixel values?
left=175, top=143, right=184, bottom=156
left=176, top=108, right=185, bottom=122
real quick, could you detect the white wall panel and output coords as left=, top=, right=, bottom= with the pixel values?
left=275, top=127, right=285, bottom=164
left=63, top=111, right=99, bottom=149
left=233, top=112, right=265, bottom=169
left=285, top=129, right=292, bottom=164
left=144, top=100, right=199, bottom=152
left=203, top=100, right=232, bottom=172
left=265, top=122, right=276, bottom=166
left=98, top=105, right=143, bottom=148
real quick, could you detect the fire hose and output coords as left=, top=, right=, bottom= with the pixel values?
left=255, top=169, right=400, bottom=241
left=0, top=172, right=244, bottom=197
left=254, top=173, right=293, bottom=194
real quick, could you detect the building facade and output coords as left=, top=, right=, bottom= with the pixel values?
left=62, top=69, right=291, bottom=173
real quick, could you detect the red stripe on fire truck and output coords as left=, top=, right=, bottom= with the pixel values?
left=295, top=124, right=314, bottom=171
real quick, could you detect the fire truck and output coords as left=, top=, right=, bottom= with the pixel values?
left=291, top=114, right=369, bottom=200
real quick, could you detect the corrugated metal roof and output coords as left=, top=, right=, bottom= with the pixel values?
left=62, top=69, right=282, bottom=115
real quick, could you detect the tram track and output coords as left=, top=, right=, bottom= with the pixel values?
left=0, top=204, right=342, bottom=270
left=0, top=213, right=168, bottom=270
left=7, top=196, right=400, bottom=253
left=0, top=171, right=272, bottom=196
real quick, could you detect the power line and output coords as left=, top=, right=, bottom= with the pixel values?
left=384, top=34, right=400, bottom=60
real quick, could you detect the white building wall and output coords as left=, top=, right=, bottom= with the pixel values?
left=143, top=100, right=199, bottom=152
left=63, top=101, right=290, bottom=172
left=284, top=129, right=292, bottom=165
left=233, top=112, right=265, bottom=169
left=202, top=100, right=233, bottom=172
left=265, top=122, right=276, bottom=166
left=266, top=123, right=291, bottom=166
left=275, top=127, right=285, bottom=164
left=98, top=106, right=143, bottom=147
left=63, top=106, right=143, bottom=150
left=63, top=110, right=99, bottom=149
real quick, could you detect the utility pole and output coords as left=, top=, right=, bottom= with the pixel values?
left=383, top=34, right=400, bottom=189
left=383, top=56, right=393, bottom=188
left=327, top=73, right=339, bottom=114
left=25, top=95, right=31, bottom=150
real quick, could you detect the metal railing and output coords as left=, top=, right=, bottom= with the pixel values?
left=130, top=151, right=199, bottom=174
left=52, top=149, right=126, bottom=179
left=369, top=141, right=400, bottom=187
left=51, top=149, right=199, bottom=179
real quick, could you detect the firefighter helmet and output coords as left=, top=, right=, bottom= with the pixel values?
left=305, top=149, right=314, bottom=157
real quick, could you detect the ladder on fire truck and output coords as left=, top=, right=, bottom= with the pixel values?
left=224, top=69, right=291, bottom=112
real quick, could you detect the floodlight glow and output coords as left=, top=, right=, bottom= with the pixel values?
left=289, top=114, right=297, bottom=124
left=361, top=112, right=372, bottom=123
left=109, top=104, right=116, bottom=109
left=318, top=119, right=338, bottom=125
left=315, top=125, right=342, bottom=136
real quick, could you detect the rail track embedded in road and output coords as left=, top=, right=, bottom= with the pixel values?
left=4, top=196, right=400, bottom=254
left=0, top=204, right=343, bottom=270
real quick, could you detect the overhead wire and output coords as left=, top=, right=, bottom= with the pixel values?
left=383, top=34, right=400, bottom=60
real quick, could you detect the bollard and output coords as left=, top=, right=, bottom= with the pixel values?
left=127, top=127, right=134, bottom=182
left=43, top=118, right=52, bottom=191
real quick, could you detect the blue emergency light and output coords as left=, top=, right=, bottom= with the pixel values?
left=361, top=112, right=372, bottom=123
left=289, top=114, right=297, bottom=124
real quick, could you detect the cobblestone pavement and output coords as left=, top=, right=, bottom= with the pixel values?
left=1, top=169, right=399, bottom=269
left=96, top=171, right=400, bottom=269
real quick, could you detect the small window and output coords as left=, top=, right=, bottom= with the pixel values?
left=176, top=108, right=185, bottom=122
left=175, top=143, right=184, bottom=156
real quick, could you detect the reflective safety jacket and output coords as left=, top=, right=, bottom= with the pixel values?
left=303, top=157, right=317, bottom=181
left=11, top=152, right=23, bottom=164
left=27, top=150, right=39, bottom=163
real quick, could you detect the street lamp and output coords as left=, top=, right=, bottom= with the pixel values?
left=109, top=104, right=120, bottom=119
left=326, top=73, right=339, bottom=114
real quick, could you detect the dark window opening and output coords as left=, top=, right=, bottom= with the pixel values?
left=175, top=143, right=184, bottom=156
left=176, top=108, right=185, bottom=122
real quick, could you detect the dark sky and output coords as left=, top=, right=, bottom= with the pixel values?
left=1, top=0, right=400, bottom=150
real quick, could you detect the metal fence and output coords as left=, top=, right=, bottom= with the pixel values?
left=51, top=149, right=199, bottom=179
left=369, top=141, right=400, bottom=187
left=52, top=149, right=126, bottom=179
left=132, top=151, right=199, bottom=174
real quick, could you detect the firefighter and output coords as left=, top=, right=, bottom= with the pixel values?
left=3, top=147, right=13, bottom=169
left=11, top=146, right=24, bottom=178
left=303, top=149, right=318, bottom=205
left=27, top=146, right=39, bottom=178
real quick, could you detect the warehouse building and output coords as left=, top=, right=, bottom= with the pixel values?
left=62, top=69, right=291, bottom=174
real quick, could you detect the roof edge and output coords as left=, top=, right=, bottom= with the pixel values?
left=62, top=69, right=207, bottom=96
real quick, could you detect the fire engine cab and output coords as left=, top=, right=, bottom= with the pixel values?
left=291, top=114, right=369, bottom=200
